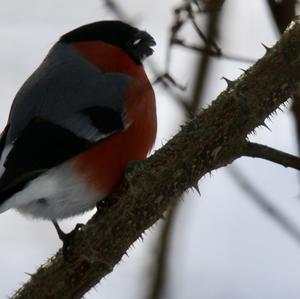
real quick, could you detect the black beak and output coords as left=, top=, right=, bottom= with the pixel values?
left=126, top=30, right=156, bottom=63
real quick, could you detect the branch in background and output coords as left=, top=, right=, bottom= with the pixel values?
left=172, top=38, right=256, bottom=65
left=153, top=73, right=187, bottom=92
left=146, top=203, right=179, bottom=299
left=243, top=142, right=300, bottom=171
left=189, top=1, right=222, bottom=119
left=103, top=0, right=129, bottom=21
left=147, top=3, right=223, bottom=299
left=152, top=74, right=193, bottom=117
left=228, top=166, right=300, bottom=245
left=266, top=0, right=296, bottom=33
left=171, top=0, right=221, bottom=58
left=189, top=12, right=221, bottom=54
left=199, top=0, right=225, bottom=11
left=292, top=96, right=300, bottom=154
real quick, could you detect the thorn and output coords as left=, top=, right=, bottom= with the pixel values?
left=192, top=182, right=201, bottom=196
left=271, top=111, right=278, bottom=117
left=261, top=122, right=272, bottom=132
left=239, top=68, right=247, bottom=73
left=277, top=106, right=284, bottom=112
left=160, top=213, right=166, bottom=220
left=261, top=43, right=271, bottom=53
left=221, top=77, right=234, bottom=88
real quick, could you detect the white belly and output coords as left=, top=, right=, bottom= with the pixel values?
left=0, top=160, right=104, bottom=220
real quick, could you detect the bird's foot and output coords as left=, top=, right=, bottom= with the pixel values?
left=96, top=197, right=115, bottom=214
left=96, top=198, right=107, bottom=212
left=52, top=221, right=83, bottom=259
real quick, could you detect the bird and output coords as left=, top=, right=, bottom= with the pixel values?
left=0, top=20, right=157, bottom=245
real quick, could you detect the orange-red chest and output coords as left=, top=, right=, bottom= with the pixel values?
left=71, top=41, right=157, bottom=194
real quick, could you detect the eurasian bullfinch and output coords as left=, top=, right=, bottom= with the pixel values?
left=0, top=21, right=157, bottom=242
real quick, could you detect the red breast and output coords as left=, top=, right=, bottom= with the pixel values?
left=71, top=41, right=157, bottom=194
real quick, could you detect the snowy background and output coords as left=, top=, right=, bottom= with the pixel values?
left=0, top=0, right=300, bottom=298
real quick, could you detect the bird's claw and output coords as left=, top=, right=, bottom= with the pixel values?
left=52, top=221, right=84, bottom=259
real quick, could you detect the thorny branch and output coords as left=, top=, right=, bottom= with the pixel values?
left=11, top=16, right=300, bottom=299
left=265, top=0, right=300, bottom=154
left=225, top=0, right=300, bottom=251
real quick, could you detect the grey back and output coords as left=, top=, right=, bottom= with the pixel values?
left=7, top=42, right=132, bottom=144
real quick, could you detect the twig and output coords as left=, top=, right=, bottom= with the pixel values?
left=153, top=73, right=187, bottom=91
left=172, top=1, right=221, bottom=54
left=189, top=5, right=222, bottom=113
left=173, top=38, right=256, bottom=64
left=243, top=142, right=300, bottom=171
left=189, top=12, right=221, bottom=54
left=228, top=166, right=300, bottom=245
left=146, top=204, right=179, bottom=299
left=196, top=0, right=225, bottom=12
left=292, top=96, right=300, bottom=154
left=152, top=75, right=192, bottom=116
left=147, top=7, right=222, bottom=299
left=103, top=0, right=129, bottom=21
left=266, top=0, right=296, bottom=33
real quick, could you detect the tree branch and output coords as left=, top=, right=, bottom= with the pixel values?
left=243, top=142, right=300, bottom=170
left=11, top=17, right=300, bottom=299
left=265, top=1, right=300, bottom=158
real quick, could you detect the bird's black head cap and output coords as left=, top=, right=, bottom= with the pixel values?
left=60, top=20, right=156, bottom=64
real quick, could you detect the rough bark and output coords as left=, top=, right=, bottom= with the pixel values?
left=11, top=17, right=300, bottom=299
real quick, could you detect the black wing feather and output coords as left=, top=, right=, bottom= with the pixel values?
left=0, top=107, right=124, bottom=204
left=0, top=119, right=91, bottom=201
left=4, top=119, right=91, bottom=175
left=0, top=125, right=9, bottom=157
left=82, top=106, right=124, bottom=134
